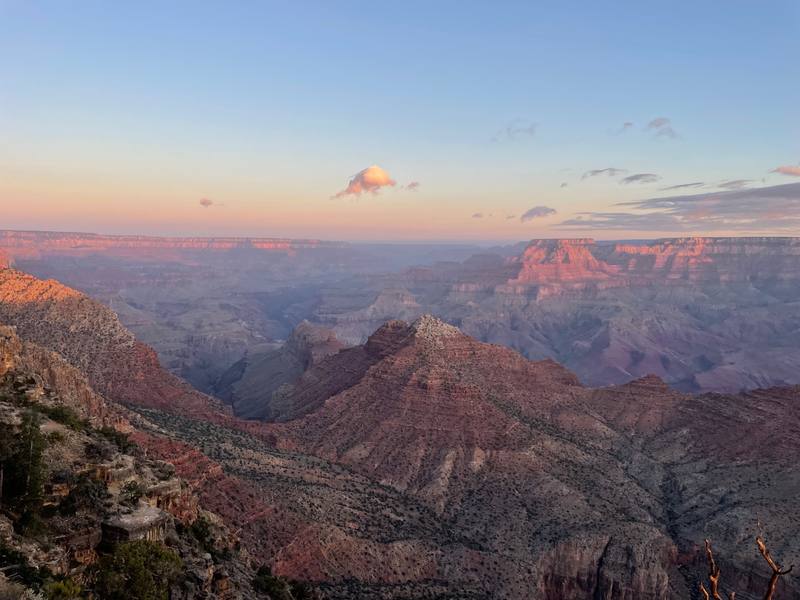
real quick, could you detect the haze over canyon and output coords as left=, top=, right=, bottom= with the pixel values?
left=1, top=249, right=799, bottom=598
left=4, top=230, right=799, bottom=401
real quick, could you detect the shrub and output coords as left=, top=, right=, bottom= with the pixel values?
left=96, top=427, right=136, bottom=454
left=36, top=406, right=86, bottom=431
left=59, top=474, right=109, bottom=516
left=120, top=481, right=146, bottom=507
left=0, top=543, right=50, bottom=589
left=252, top=566, right=316, bottom=599
left=43, top=578, right=82, bottom=600
left=252, top=566, right=289, bottom=597
left=95, top=540, right=182, bottom=600
left=1, top=411, right=47, bottom=513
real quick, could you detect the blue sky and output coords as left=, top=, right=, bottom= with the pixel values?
left=1, top=1, right=798, bottom=240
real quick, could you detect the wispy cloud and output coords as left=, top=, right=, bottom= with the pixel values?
left=772, top=165, right=800, bottom=177
left=660, top=182, right=705, bottom=191
left=616, top=121, right=634, bottom=134
left=717, top=179, right=752, bottom=190
left=472, top=212, right=484, bottom=219
left=506, top=214, right=516, bottom=220
left=404, top=181, right=421, bottom=191
left=621, top=173, right=661, bottom=185
left=557, top=182, right=800, bottom=232
left=520, top=206, right=557, bottom=222
left=199, top=198, right=214, bottom=208
left=334, top=165, right=396, bottom=198
left=646, top=117, right=678, bottom=138
left=560, top=182, right=568, bottom=188
left=492, top=118, right=536, bottom=142
left=582, top=167, right=626, bottom=180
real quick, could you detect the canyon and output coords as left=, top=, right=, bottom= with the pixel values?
left=314, top=237, right=800, bottom=393
left=4, top=231, right=799, bottom=398
left=0, top=230, right=479, bottom=395
left=1, top=263, right=799, bottom=598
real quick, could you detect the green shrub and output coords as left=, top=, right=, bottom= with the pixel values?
left=59, top=474, right=109, bottom=516
left=37, top=405, right=86, bottom=431
left=120, top=481, right=145, bottom=507
left=44, top=578, right=82, bottom=599
left=95, top=540, right=182, bottom=600
left=191, top=514, right=214, bottom=547
left=252, top=565, right=315, bottom=599
left=96, top=427, right=136, bottom=454
left=0, top=411, right=47, bottom=513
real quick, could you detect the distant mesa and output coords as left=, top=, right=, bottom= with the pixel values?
left=0, top=230, right=348, bottom=263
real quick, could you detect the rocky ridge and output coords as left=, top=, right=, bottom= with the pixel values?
left=215, top=321, right=345, bottom=419
left=0, top=324, right=263, bottom=599
left=317, top=237, right=800, bottom=393
left=272, top=316, right=800, bottom=598
left=2, top=265, right=799, bottom=599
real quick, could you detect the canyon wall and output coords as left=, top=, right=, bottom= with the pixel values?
left=318, top=237, right=800, bottom=393
left=0, top=229, right=347, bottom=263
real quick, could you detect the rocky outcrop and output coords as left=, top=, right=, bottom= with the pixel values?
left=0, top=268, right=248, bottom=426
left=263, top=316, right=800, bottom=598
left=215, top=321, right=345, bottom=419
left=610, top=236, right=800, bottom=282
left=0, top=328, right=259, bottom=598
left=507, top=239, right=621, bottom=285
left=504, top=237, right=800, bottom=286
left=0, top=325, right=115, bottom=426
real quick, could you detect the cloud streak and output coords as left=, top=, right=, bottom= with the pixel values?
left=334, top=165, right=396, bottom=198
left=773, top=165, right=800, bottom=177
left=492, top=118, right=536, bottom=142
left=582, top=167, right=626, bottom=180
left=660, top=182, right=705, bottom=191
left=520, top=206, right=557, bottom=222
left=199, top=198, right=213, bottom=208
left=616, top=121, right=634, bottom=134
left=646, top=117, right=678, bottom=138
left=717, top=179, right=752, bottom=190
left=557, top=182, right=800, bottom=232
left=621, top=173, right=660, bottom=185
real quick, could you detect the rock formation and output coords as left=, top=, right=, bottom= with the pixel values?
left=318, top=237, right=800, bottom=393
left=0, top=325, right=261, bottom=598
left=2, top=262, right=800, bottom=599
left=215, top=321, right=345, bottom=419
left=0, top=229, right=345, bottom=261
left=266, top=316, right=800, bottom=598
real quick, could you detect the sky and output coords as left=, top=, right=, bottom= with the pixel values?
left=1, top=1, right=799, bottom=241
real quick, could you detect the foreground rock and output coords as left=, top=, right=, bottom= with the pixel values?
left=0, top=325, right=260, bottom=598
